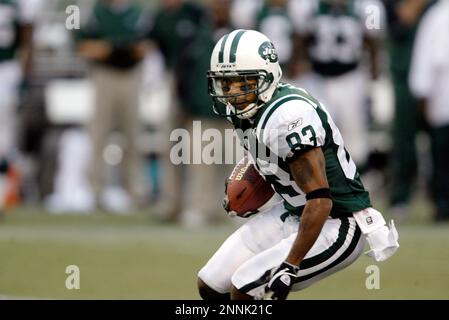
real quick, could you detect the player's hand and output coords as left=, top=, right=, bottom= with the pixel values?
left=263, top=262, right=299, bottom=300
left=223, top=194, right=257, bottom=217
left=222, top=194, right=233, bottom=215
left=222, top=178, right=258, bottom=218
left=222, top=178, right=235, bottom=216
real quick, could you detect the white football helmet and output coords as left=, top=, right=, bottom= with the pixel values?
left=207, top=29, right=283, bottom=119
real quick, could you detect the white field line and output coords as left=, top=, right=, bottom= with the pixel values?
left=0, top=294, right=50, bottom=300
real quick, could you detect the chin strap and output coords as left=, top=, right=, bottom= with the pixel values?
left=228, top=102, right=263, bottom=120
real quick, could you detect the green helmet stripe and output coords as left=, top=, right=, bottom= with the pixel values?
left=229, top=30, right=246, bottom=63
left=218, top=34, right=229, bottom=63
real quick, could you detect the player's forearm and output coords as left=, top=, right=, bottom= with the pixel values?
left=285, top=198, right=332, bottom=266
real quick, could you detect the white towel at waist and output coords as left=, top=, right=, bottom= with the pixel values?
left=353, top=207, right=400, bottom=262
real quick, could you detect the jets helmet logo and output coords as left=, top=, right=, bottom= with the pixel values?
left=258, top=41, right=278, bottom=63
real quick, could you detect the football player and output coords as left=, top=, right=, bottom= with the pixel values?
left=197, top=29, right=398, bottom=300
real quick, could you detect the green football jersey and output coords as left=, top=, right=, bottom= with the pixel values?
left=231, top=82, right=372, bottom=218
left=0, top=0, right=19, bottom=62
left=77, top=1, right=146, bottom=46
left=149, top=1, right=209, bottom=70
left=304, top=0, right=368, bottom=76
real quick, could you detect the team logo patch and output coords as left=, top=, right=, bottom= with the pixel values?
left=288, top=118, right=303, bottom=131
left=258, top=41, right=278, bottom=63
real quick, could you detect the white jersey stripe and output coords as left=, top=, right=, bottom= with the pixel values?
left=256, top=93, right=315, bottom=140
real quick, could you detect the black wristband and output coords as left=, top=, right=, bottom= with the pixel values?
left=305, top=188, right=331, bottom=201
left=281, top=261, right=300, bottom=273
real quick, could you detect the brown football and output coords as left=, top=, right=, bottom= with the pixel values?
left=227, top=157, right=275, bottom=217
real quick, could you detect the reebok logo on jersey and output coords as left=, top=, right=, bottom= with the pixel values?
left=288, top=118, right=303, bottom=131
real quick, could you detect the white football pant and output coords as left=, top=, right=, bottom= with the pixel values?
left=198, top=201, right=366, bottom=298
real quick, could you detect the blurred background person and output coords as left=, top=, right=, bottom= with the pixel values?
left=289, top=0, right=385, bottom=172
left=210, top=0, right=235, bottom=41
left=148, top=0, right=234, bottom=226
left=148, top=0, right=210, bottom=223
left=256, top=0, right=295, bottom=75
left=76, top=0, right=150, bottom=212
left=230, top=0, right=262, bottom=30
left=0, top=0, right=43, bottom=212
left=408, top=0, right=449, bottom=222
left=24, top=0, right=97, bottom=213
left=382, top=0, right=434, bottom=222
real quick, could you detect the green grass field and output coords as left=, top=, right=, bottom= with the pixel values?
left=0, top=198, right=448, bottom=300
